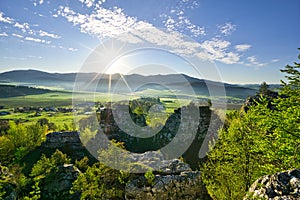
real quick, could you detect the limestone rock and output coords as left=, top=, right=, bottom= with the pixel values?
left=125, top=159, right=212, bottom=200
left=44, top=131, right=83, bottom=149
left=244, top=169, right=300, bottom=200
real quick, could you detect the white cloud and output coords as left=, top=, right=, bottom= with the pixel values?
left=161, top=3, right=205, bottom=38
left=271, top=59, right=280, bottom=63
left=57, top=3, right=245, bottom=65
left=0, top=12, right=14, bottom=24
left=3, top=56, right=27, bottom=60
left=39, top=30, right=61, bottom=39
left=235, top=44, right=251, bottom=52
left=12, top=33, right=24, bottom=38
left=163, top=14, right=205, bottom=37
left=33, top=0, right=44, bottom=6
left=179, top=0, right=200, bottom=9
left=14, top=22, right=30, bottom=33
left=246, top=56, right=266, bottom=67
left=28, top=55, right=43, bottom=59
left=0, top=32, right=8, bottom=37
left=25, top=36, right=51, bottom=44
left=218, top=22, right=236, bottom=36
left=79, top=0, right=95, bottom=8
left=68, top=47, right=78, bottom=52
left=58, top=6, right=150, bottom=39
left=197, top=38, right=241, bottom=64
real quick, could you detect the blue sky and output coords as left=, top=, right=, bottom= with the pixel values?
left=0, top=0, right=299, bottom=84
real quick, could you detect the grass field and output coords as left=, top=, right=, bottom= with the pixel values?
left=0, top=91, right=74, bottom=107
left=0, top=87, right=243, bottom=129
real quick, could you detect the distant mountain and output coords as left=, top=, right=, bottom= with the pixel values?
left=0, top=69, right=259, bottom=100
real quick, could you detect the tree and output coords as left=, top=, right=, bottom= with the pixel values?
left=201, top=51, right=300, bottom=200
left=25, top=150, right=71, bottom=200
left=0, top=121, right=47, bottom=164
left=280, top=48, right=300, bottom=88
left=258, top=81, right=270, bottom=96
left=70, top=162, right=129, bottom=199
left=280, top=48, right=300, bottom=98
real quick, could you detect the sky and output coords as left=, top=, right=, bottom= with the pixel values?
left=0, top=0, right=299, bottom=84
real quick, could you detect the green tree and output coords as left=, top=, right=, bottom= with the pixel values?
left=25, top=150, right=71, bottom=200
left=71, top=162, right=129, bottom=199
left=0, top=121, right=47, bottom=164
left=202, top=51, right=300, bottom=200
left=258, top=81, right=270, bottom=96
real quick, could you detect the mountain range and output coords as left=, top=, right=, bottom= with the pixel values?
left=0, top=69, right=268, bottom=100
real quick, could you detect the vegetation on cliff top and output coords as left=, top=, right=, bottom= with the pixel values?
left=201, top=50, right=300, bottom=200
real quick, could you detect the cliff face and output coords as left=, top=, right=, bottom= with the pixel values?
left=42, top=132, right=212, bottom=199
left=42, top=131, right=97, bottom=164
left=44, top=131, right=82, bottom=149
left=96, top=105, right=222, bottom=169
left=244, top=169, right=300, bottom=200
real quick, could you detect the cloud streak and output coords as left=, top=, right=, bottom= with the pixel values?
left=246, top=56, right=267, bottom=67
left=0, top=32, right=8, bottom=37
left=0, top=12, right=14, bottom=24
left=25, top=36, right=51, bottom=44
left=235, top=44, right=251, bottom=52
left=39, top=30, right=61, bottom=39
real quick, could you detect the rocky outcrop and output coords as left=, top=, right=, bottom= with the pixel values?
left=97, top=104, right=222, bottom=169
left=44, top=131, right=83, bottom=149
left=42, top=164, right=81, bottom=200
left=42, top=131, right=97, bottom=163
left=125, top=159, right=212, bottom=200
left=244, top=169, right=300, bottom=200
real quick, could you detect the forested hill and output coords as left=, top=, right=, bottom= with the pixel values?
left=0, top=85, right=51, bottom=98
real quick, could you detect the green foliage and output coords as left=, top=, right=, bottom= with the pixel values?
left=280, top=48, right=300, bottom=99
left=38, top=118, right=57, bottom=131
left=71, top=162, right=129, bottom=199
left=144, top=169, right=155, bottom=186
left=0, top=165, right=14, bottom=199
left=75, top=156, right=89, bottom=172
left=0, top=121, right=47, bottom=164
left=0, top=164, right=32, bottom=200
left=202, top=97, right=299, bottom=199
left=202, top=52, right=300, bottom=200
left=25, top=150, right=71, bottom=199
left=98, top=139, right=131, bottom=170
left=30, top=150, right=71, bottom=178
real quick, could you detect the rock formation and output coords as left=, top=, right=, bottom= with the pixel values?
left=44, top=131, right=83, bottom=149
left=125, top=159, right=212, bottom=200
left=244, top=168, right=300, bottom=200
left=40, top=131, right=98, bottom=166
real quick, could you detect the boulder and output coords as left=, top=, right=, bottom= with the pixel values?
left=244, top=169, right=300, bottom=200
